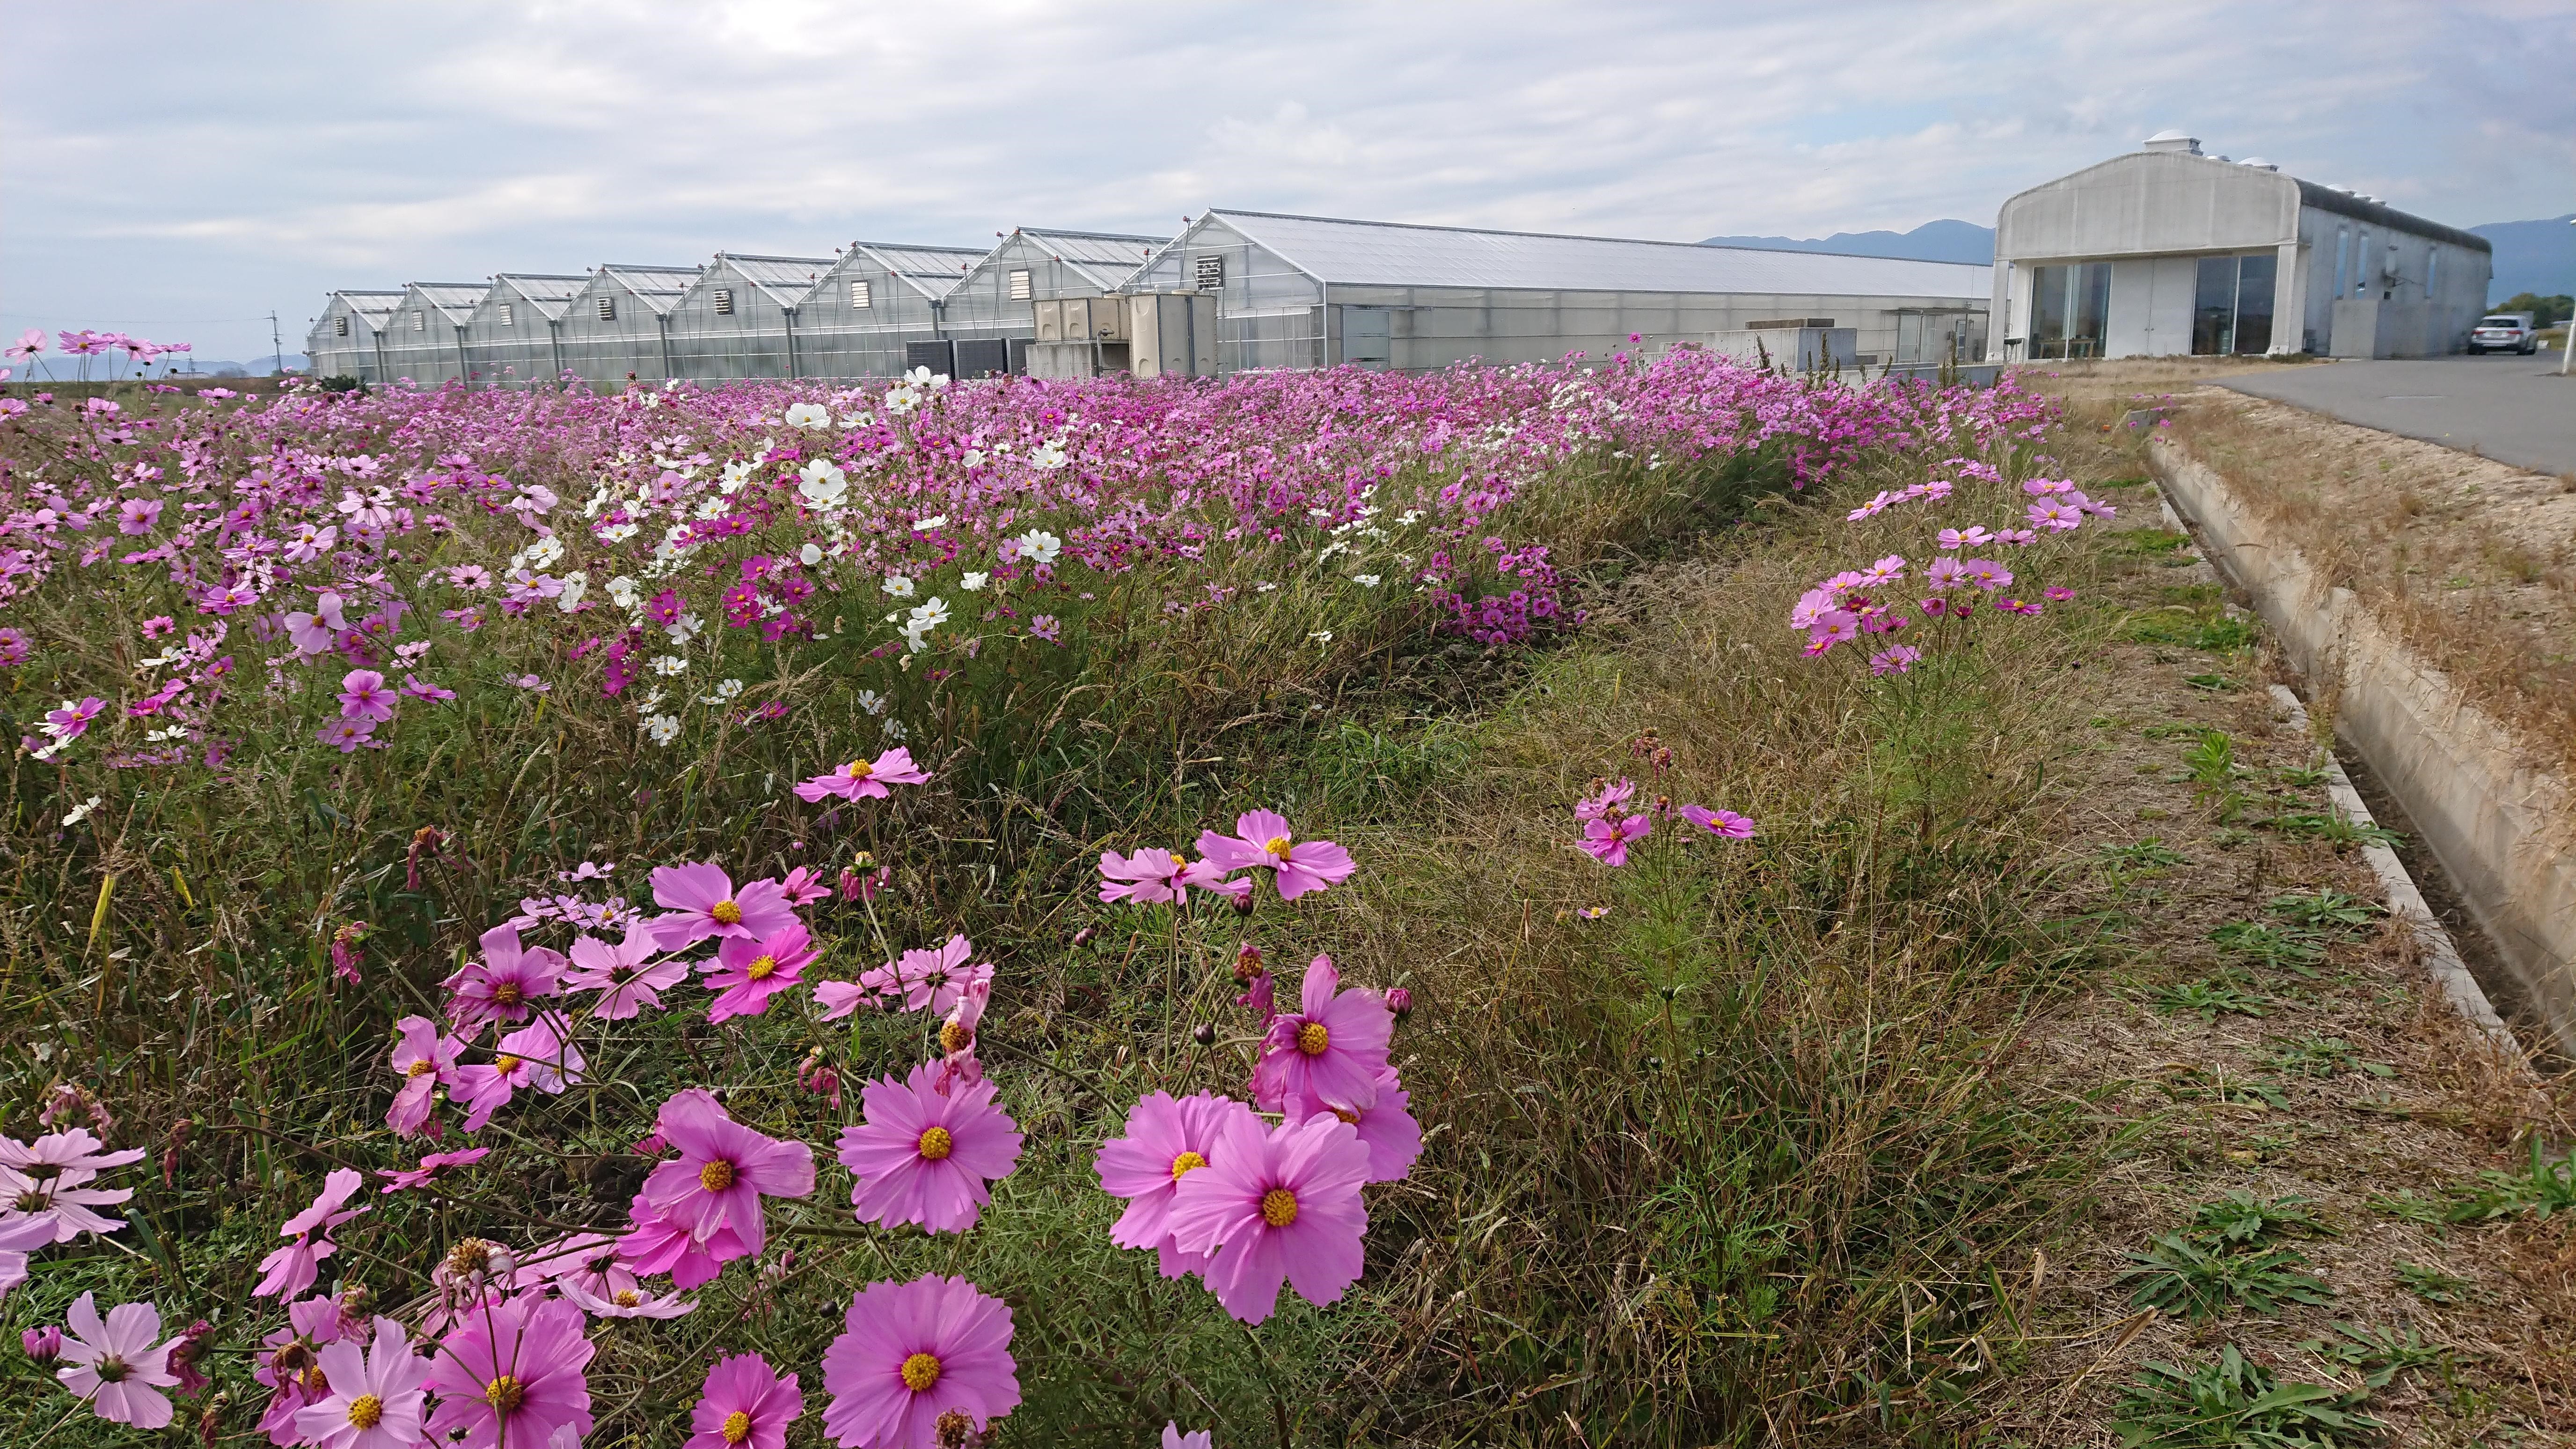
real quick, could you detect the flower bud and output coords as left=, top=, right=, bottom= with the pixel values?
left=1231, top=888, right=1255, bottom=916
left=21, top=1325, right=61, bottom=1363
left=1233, top=941, right=1264, bottom=982
left=1070, top=925, right=1097, bottom=949
left=1386, top=987, right=1413, bottom=1019
left=1192, top=1023, right=1216, bottom=1046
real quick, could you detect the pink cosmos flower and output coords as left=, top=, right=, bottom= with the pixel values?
left=2027, top=499, right=2083, bottom=531
left=703, top=922, right=817, bottom=1022
left=0, top=1127, right=145, bottom=1178
left=1573, top=777, right=1635, bottom=822
left=441, top=923, right=566, bottom=1032
left=380, top=1146, right=489, bottom=1193
left=1166, top=1113, right=1372, bottom=1325
left=1195, top=809, right=1357, bottom=901
left=254, top=1295, right=348, bottom=1442
left=778, top=864, right=835, bottom=905
left=1251, top=956, right=1393, bottom=1115
left=792, top=746, right=931, bottom=803
left=1095, top=1090, right=1260, bottom=1278
left=55, top=1292, right=183, bottom=1429
left=1960, top=558, right=2013, bottom=592
left=650, top=862, right=799, bottom=950
left=2044, top=585, right=2076, bottom=603
left=285, top=593, right=349, bottom=656
left=292, top=1315, right=430, bottom=1449
left=813, top=979, right=876, bottom=1021
left=2022, top=476, right=2076, bottom=496
left=1993, top=527, right=2038, bottom=546
left=317, top=717, right=378, bottom=753
left=0, top=1213, right=51, bottom=1297
left=0, top=628, right=30, bottom=666
left=454, top=1014, right=585, bottom=1133
left=254, top=1168, right=368, bottom=1299
left=838, top=1063, right=1024, bottom=1234
left=616, top=1197, right=741, bottom=1291
left=1321, top=1068, right=1424, bottom=1184
left=1935, top=526, right=1993, bottom=550
left=1805, top=611, right=1861, bottom=649
left=117, top=498, right=163, bottom=536
left=1856, top=554, right=1906, bottom=587
left=637, top=1088, right=816, bottom=1272
left=1677, top=805, right=1757, bottom=839
left=1868, top=644, right=1924, bottom=675
left=1924, top=556, right=1970, bottom=590
left=564, top=925, right=688, bottom=1018
left=337, top=669, right=396, bottom=723
left=1788, top=586, right=1842, bottom=631
left=934, top=981, right=988, bottom=1092
left=386, top=1015, right=463, bottom=1137
left=423, top=1294, right=594, bottom=1449
left=1578, top=811, right=1653, bottom=866
left=819, top=1275, right=1020, bottom=1449
left=563, top=1278, right=696, bottom=1318
left=687, top=1352, right=803, bottom=1449
left=3, top=327, right=43, bottom=361
left=893, top=933, right=992, bottom=1015
left=1096, top=846, right=1242, bottom=906
left=1165, top=1426, right=1215, bottom=1449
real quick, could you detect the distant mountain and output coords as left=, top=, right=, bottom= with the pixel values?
left=2471, top=215, right=2575, bottom=301
left=10, top=353, right=306, bottom=381
left=1702, top=219, right=1994, bottom=266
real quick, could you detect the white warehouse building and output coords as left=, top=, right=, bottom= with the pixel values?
left=1991, top=131, right=2492, bottom=362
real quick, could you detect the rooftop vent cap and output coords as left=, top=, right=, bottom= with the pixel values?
left=2142, top=129, right=2202, bottom=155
left=2238, top=156, right=2278, bottom=171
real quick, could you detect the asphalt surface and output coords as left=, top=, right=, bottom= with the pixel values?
left=2215, top=351, right=2576, bottom=476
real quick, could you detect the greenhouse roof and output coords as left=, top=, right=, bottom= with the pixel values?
left=490, top=274, right=589, bottom=320
left=714, top=253, right=836, bottom=306
left=406, top=283, right=491, bottom=323
left=333, top=291, right=405, bottom=326
left=1013, top=228, right=1166, bottom=289
left=597, top=265, right=706, bottom=315
left=849, top=242, right=987, bottom=300
left=1194, top=210, right=1991, bottom=300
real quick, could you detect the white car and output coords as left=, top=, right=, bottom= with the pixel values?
left=2466, top=313, right=2538, bottom=354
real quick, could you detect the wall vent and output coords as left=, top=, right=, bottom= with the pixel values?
left=597, top=297, right=616, bottom=322
left=334, top=316, right=350, bottom=337
left=1193, top=254, right=1225, bottom=291
left=412, top=311, right=425, bottom=332
left=850, top=279, right=871, bottom=309
left=1008, top=269, right=1032, bottom=301
left=498, top=302, right=515, bottom=326
left=713, top=287, right=735, bottom=316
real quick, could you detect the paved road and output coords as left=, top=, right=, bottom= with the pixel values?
left=2215, top=351, right=2576, bottom=476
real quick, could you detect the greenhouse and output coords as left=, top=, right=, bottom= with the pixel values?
left=664, top=253, right=836, bottom=381
left=1123, top=209, right=1992, bottom=373
left=459, top=274, right=589, bottom=388
left=305, top=290, right=405, bottom=384
left=937, top=228, right=1165, bottom=365
left=795, top=242, right=987, bottom=381
left=378, top=283, right=491, bottom=386
left=556, top=264, right=706, bottom=383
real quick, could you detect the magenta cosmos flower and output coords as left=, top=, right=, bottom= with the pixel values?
left=55, top=1292, right=183, bottom=1429
left=651, top=862, right=800, bottom=950
left=702, top=922, right=817, bottom=1023
left=292, top=1315, right=431, bottom=1449
left=837, top=1063, right=1024, bottom=1234
left=254, top=1168, right=368, bottom=1300
left=792, top=745, right=930, bottom=803
left=820, top=1275, right=1020, bottom=1449
left=893, top=933, right=991, bottom=1015
left=1251, top=955, right=1393, bottom=1116
left=1166, top=1113, right=1373, bottom=1325
left=1094, top=1090, right=1259, bottom=1277
left=337, top=669, right=396, bottom=724
left=1166, top=1426, right=1214, bottom=1449
left=1677, top=805, right=1756, bottom=840
left=380, top=1146, right=488, bottom=1193
left=637, top=1087, right=815, bottom=1269
left=564, top=924, right=688, bottom=1019
left=1194, top=809, right=1356, bottom=901
left=1295, top=1067, right=1422, bottom=1184
left=0, top=1126, right=144, bottom=1178
left=442, top=923, right=566, bottom=1032
left=1097, top=846, right=1243, bottom=906
left=1578, top=812, right=1651, bottom=866
left=688, top=1352, right=804, bottom=1449
left=454, top=1014, right=584, bottom=1132
left=423, top=1294, right=594, bottom=1449
left=386, top=1015, right=462, bottom=1137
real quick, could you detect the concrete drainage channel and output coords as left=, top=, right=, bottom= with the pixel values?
left=2142, top=431, right=2574, bottom=1059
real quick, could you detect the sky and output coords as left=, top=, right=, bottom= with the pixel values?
left=5, top=0, right=2570, bottom=364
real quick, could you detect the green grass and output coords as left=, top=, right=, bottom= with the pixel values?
left=2110, top=1345, right=2382, bottom=1448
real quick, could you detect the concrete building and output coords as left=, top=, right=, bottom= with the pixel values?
left=1991, top=131, right=2493, bottom=361
left=1123, top=209, right=1991, bottom=374
left=306, top=291, right=405, bottom=385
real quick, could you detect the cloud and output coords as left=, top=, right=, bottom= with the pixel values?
left=4, top=0, right=2569, bottom=360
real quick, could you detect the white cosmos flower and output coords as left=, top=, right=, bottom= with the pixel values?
left=961, top=449, right=986, bottom=468
left=882, top=717, right=909, bottom=739
left=555, top=574, right=588, bottom=612
left=883, top=388, right=919, bottom=416
left=1015, top=529, right=1062, bottom=565
left=1031, top=443, right=1068, bottom=470
left=839, top=411, right=871, bottom=429
left=517, top=536, right=565, bottom=571
left=798, top=458, right=849, bottom=509
left=854, top=689, right=888, bottom=716
left=61, top=795, right=104, bottom=827
left=1353, top=574, right=1381, bottom=587
left=606, top=576, right=641, bottom=609
left=650, top=655, right=688, bottom=676
left=783, top=402, right=831, bottom=431
left=712, top=679, right=745, bottom=701
left=720, top=460, right=754, bottom=492
left=799, top=542, right=824, bottom=566
left=959, top=572, right=988, bottom=592
left=644, top=714, right=681, bottom=745
left=912, top=514, right=948, bottom=532
left=882, top=576, right=916, bottom=599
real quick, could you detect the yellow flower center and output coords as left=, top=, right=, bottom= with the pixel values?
left=491, top=982, right=523, bottom=1008
left=917, top=1127, right=954, bottom=1161
left=1166, top=852, right=1188, bottom=872
left=407, top=1060, right=435, bottom=1077
left=699, top=1159, right=736, bottom=1192
left=346, top=1394, right=384, bottom=1430
left=1296, top=1022, right=1330, bottom=1056
left=745, top=954, right=777, bottom=981
left=710, top=900, right=743, bottom=925
left=1332, top=1105, right=1361, bottom=1124
left=1265, top=834, right=1293, bottom=860
left=1260, top=1187, right=1299, bottom=1228
left=938, top=1020, right=972, bottom=1055
left=494, top=1055, right=522, bottom=1074
left=847, top=758, right=873, bottom=778
left=722, top=1409, right=754, bottom=1444
left=900, top=1351, right=943, bottom=1393
left=1169, top=1150, right=1208, bottom=1180
left=615, top=1289, right=641, bottom=1307
left=484, top=1375, right=525, bottom=1412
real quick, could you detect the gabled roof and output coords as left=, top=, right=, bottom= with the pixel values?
left=1176, top=209, right=1991, bottom=300
left=331, top=291, right=406, bottom=327
left=489, top=273, right=590, bottom=321
left=709, top=253, right=836, bottom=307
left=595, top=265, right=707, bottom=316
left=1007, top=228, right=1167, bottom=289
left=403, top=283, right=491, bottom=324
left=846, top=242, right=987, bottom=300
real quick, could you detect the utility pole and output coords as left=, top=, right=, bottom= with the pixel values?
left=269, top=310, right=285, bottom=376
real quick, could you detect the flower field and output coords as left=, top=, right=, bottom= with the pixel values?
left=0, top=340, right=2167, bottom=1446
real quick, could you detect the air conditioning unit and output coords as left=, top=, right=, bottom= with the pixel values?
left=1129, top=293, right=1218, bottom=378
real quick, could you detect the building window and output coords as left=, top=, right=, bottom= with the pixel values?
left=850, top=279, right=871, bottom=309
left=2028, top=261, right=2110, bottom=359
left=1193, top=254, right=1224, bottom=291
left=2427, top=249, right=2439, bottom=300
left=335, top=316, right=350, bottom=337
left=597, top=297, right=616, bottom=322
left=499, top=302, right=515, bottom=327
left=2334, top=227, right=2350, bottom=300
left=1008, top=270, right=1032, bottom=301
left=2191, top=254, right=2277, bottom=356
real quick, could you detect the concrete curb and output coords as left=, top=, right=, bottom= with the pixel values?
left=2265, top=683, right=2520, bottom=1056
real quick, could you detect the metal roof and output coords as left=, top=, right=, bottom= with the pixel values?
left=404, top=283, right=492, bottom=324
left=847, top=242, right=988, bottom=300
left=1190, top=209, right=1991, bottom=300
left=332, top=291, right=406, bottom=327
left=489, top=274, right=589, bottom=321
left=1012, top=228, right=1167, bottom=289
left=2292, top=180, right=2488, bottom=252
left=710, top=253, right=837, bottom=307
left=596, top=265, right=706, bottom=315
